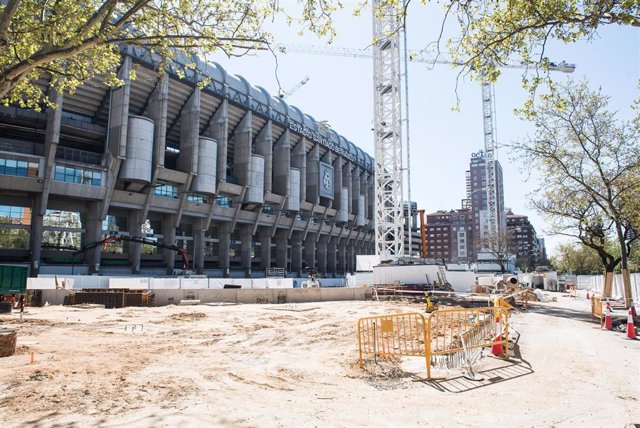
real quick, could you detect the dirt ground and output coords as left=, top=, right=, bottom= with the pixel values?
left=0, top=291, right=638, bottom=427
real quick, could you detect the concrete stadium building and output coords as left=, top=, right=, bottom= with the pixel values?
left=0, top=46, right=375, bottom=277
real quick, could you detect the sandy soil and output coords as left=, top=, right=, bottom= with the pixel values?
left=0, top=292, right=638, bottom=427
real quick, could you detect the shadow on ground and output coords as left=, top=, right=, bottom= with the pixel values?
left=525, top=303, right=629, bottom=328
left=21, top=412, right=232, bottom=428
left=416, top=341, right=534, bottom=393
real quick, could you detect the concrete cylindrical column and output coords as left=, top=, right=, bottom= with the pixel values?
left=191, top=137, right=217, bottom=194
left=120, top=116, right=153, bottom=183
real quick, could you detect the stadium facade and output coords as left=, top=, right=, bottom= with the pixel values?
left=0, top=46, right=375, bottom=277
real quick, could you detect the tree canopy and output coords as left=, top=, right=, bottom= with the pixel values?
left=442, top=0, right=640, bottom=104
left=3, top=0, right=639, bottom=110
left=510, top=80, right=639, bottom=277
left=551, top=242, right=603, bottom=275
left=0, top=0, right=340, bottom=109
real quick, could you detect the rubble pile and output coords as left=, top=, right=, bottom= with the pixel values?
left=504, top=284, right=540, bottom=304
left=470, top=282, right=540, bottom=306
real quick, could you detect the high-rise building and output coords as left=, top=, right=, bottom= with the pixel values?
left=466, top=150, right=505, bottom=260
left=506, top=209, right=541, bottom=271
left=420, top=152, right=545, bottom=272
left=538, top=238, right=548, bottom=266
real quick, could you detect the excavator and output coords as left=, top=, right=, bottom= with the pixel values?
left=72, top=234, right=190, bottom=273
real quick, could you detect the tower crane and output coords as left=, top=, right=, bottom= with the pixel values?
left=371, top=0, right=404, bottom=261
left=276, top=41, right=575, bottom=257
left=278, top=75, right=310, bottom=100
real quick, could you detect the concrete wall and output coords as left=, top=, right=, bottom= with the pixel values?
left=152, top=287, right=366, bottom=306
left=29, top=276, right=340, bottom=290
left=577, top=273, right=640, bottom=303
left=35, top=275, right=109, bottom=288
left=373, top=264, right=443, bottom=285
left=37, top=287, right=367, bottom=307
left=446, top=271, right=477, bottom=292
left=37, top=289, right=74, bottom=306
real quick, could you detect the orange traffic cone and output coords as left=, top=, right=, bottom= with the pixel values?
left=586, top=291, right=590, bottom=300
left=491, top=316, right=504, bottom=356
left=626, top=308, right=637, bottom=340
left=604, top=303, right=613, bottom=330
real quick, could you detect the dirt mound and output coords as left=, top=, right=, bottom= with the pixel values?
left=168, top=312, right=208, bottom=322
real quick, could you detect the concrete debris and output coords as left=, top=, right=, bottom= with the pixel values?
left=534, top=289, right=548, bottom=302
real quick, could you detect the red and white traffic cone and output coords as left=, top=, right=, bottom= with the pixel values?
left=491, top=316, right=504, bottom=356
left=604, top=303, right=613, bottom=330
left=625, top=308, right=637, bottom=340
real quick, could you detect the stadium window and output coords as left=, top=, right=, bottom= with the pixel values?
left=154, top=184, right=178, bottom=199
left=54, top=165, right=102, bottom=186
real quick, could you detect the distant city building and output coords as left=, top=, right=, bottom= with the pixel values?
left=466, top=151, right=506, bottom=259
left=425, top=210, right=452, bottom=261
left=403, top=201, right=421, bottom=256
left=423, top=206, right=473, bottom=263
left=506, top=209, right=542, bottom=271
left=538, top=238, right=548, bottom=266
left=415, top=152, right=546, bottom=272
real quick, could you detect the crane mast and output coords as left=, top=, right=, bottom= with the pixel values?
left=372, top=0, right=404, bottom=261
left=481, top=81, right=499, bottom=239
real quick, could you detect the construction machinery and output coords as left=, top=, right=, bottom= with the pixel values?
left=72, top=234, right=190, bottom=274
left=300, top=269, right=320, bottom=288
left=278, top=76, right=309, bottom=100
left=424, top=292, right=436, bottom=312
left=0, top=265, right=28, bottom=313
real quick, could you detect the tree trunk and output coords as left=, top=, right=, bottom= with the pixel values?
left=615, top=222, right=633, bottom=308
left=602, top=270, right=614, bottom=298
left=621, top=268, right=632, bottom=309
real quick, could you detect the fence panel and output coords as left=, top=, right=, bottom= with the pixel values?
left=357, top=312, right=429, bottom=374
left=591, top=296, right=604, bottom=327
left=577, top=274, right=640, bottom=304
left=357, top=307, right=509, bottom=379
left=426, top=307, right=509, bottom=378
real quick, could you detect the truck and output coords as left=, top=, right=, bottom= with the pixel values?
left=0, top=265, right=29, bottom=312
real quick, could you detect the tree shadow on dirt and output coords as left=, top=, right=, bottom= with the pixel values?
left=17, top=412, right=80, bottom=428
left=21, top=412, right=236, bottom=428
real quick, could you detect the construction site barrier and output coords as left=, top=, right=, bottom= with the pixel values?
left=357, top=312, right=429, bottom=371
left=591, top=296, right=604, bottom=328
left=426, top=307, right=509, bottom=379
left=357, top=307, right=509, bottom=379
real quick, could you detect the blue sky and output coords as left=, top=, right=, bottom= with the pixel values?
left=211, top=1, right=640, bottom=258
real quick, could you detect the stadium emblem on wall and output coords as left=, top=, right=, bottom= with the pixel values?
left=323, top=169, right=331, bottom=190
left=319, top=162, right=334, bottom=199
